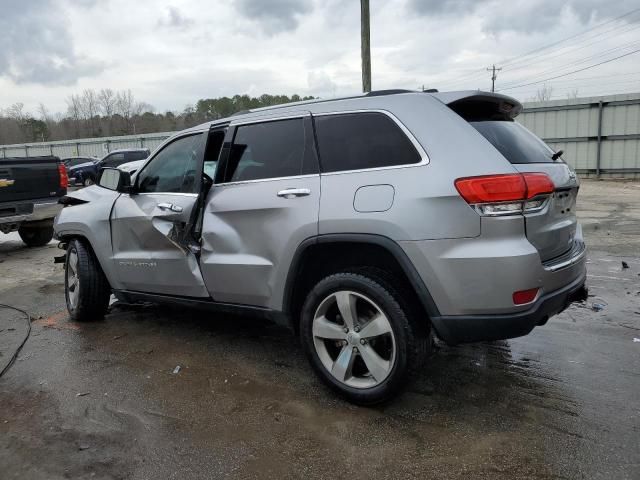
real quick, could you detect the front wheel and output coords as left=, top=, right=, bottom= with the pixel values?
left=65, top=239, right=111, bottom=321
left=300, top=272, right=429, bottom=405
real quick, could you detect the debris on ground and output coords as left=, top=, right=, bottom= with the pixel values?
left=591, top=303, right=606, bottom=312
left=78, top=445, right=90, bottom=451
left=633, top=338, right=640, bottom=343
left=76, top=392, right=90, bottom=397
left=621, top=261, right=629, bottom=269
left=172, top=365, right=181, bottom=374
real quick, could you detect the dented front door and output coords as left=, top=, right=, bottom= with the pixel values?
left=109, top=132, right=209, bottom=297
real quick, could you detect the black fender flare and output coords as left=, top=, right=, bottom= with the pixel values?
left=282, top=233, right=441, bottom=322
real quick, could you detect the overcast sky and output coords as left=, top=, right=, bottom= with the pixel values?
left=1, top=0, right=639, bottom=114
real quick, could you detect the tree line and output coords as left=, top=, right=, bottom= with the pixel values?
left=0, top=89, right=315, bottom=145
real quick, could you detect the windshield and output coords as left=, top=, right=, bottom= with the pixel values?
left=470, top=121, right=556, bottom=164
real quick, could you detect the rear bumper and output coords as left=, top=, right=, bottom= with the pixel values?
left=431, top=272, right=588, bottom=345
left=0, top=199, right=61, bottom=230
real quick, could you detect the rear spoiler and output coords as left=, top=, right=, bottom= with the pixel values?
left=430, top=91, right=522, bottom=121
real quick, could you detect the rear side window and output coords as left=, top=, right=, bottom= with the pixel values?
left=314, top=112, right=421, bottom=173
left=470, top=121, right=554, bottom=164
left=224, top=118, right=310, bottom=182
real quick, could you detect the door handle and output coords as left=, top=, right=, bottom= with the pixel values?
left=157, top=202, right=183, bottom=213
left=277, top=188, right=311, bottom=199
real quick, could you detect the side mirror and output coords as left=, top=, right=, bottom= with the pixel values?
left=98, top=168, right=133, bottom=193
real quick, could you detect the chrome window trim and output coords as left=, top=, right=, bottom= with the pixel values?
left=229, top=111, right=310, bottom=127
left=135, top=192, right=199, bottom=198
left=215, top=173, right=319, bottom=187
left=313, top=109, right=430, bottom=176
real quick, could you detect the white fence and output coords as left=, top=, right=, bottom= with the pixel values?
left=520, top=92, right=640, bottom=178
left=0, top=131, right=174, bottom=160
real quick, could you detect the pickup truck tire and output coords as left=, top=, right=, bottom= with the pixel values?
left=18, top=225, right=54, bottom=247
left=65, top=239, right=111, bottom=322
left=300, top=272, right=429, bottom=405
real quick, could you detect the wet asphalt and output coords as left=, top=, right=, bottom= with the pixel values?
left=1, top=180, right=639, bottom=480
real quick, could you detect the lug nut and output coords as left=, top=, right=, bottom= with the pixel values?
left=352, top=347, right=358, bottom=353
left=354, top=326, right=360, bottom=332
left=360, top=339, right=366, bottom=345
left=343, top=327, right=349, bottom=333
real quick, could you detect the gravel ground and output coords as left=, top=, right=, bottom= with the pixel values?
left=0, top=179, right=639, bottom=480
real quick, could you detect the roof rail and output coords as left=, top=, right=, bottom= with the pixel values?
left=365, top=89, right=414, bottom=97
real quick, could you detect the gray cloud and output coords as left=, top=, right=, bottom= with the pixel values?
left=0, top=0, right=103, bottom=85
left=408, top=0, right=640, bottom=33
left=158, top=6, right=195, bottom=29
left=235, top=0, right=313, bottom=35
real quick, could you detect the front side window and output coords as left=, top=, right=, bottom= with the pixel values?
left=314, top=112, right=421, bottom=173
left=223, top=118, right=307, bottom=182
left=137, top=134, right=204, bottom=194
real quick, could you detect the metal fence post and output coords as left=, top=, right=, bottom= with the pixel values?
left=2, top=147, right=5, bottom=158
left=76, top=142, right=81, bottom=156
left=596, top=100, right=604, bottom=178
left=49, top=144, right=54, bottom=156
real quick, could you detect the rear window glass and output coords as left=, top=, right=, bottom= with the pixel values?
left=314, top=112, right=421, bottom=172
left=470, top=121, right=554, bottom=164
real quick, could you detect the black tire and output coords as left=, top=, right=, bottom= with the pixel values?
left=300, top=272, right=430, bottom=405
left=65, top=238, right=111, bottom=322
left=18, top=225, right=54, bottom=247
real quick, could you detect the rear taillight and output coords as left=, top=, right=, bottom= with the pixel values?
left=58, top=163, right=69, bottom=189
left=455, top=173, right=554, bottom=216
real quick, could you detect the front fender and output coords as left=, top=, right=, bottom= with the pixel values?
left=55, top=186, right=122, bottom=289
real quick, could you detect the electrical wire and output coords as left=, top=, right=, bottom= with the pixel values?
left=0, top=303, right=32, bottom=378
left=498, top=39, right=640, bottom=90
left=497, top=48, right=640, bottom=92
left=440, top=7, right=640, bottom=87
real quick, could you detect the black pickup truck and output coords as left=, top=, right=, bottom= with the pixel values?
left=0, top=156, right=68, bottom=247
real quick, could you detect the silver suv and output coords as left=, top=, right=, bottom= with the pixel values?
left=54, top=90, right=587, bottom=404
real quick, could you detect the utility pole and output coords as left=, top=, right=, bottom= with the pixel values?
left=361, top=0, right=371, bottom=93
left=486, top=64, right=502, bottom=92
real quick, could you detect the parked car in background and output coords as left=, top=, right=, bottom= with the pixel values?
left=1, top=156, right=67, bottom=246
left=68, top=148, right=150, bottom=187
left=117, top=159, right=146, bottom=177
left=62, top=156, right=98, bottom=170
left=54, top=90, right=587, bottom=404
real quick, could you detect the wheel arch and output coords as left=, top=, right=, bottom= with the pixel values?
left=57, top=232, right=113, bottom=289
left=283, top=234, right=441, bottom=334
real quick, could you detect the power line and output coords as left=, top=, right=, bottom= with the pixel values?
left=498, top=40, right=640, bottom=90
left=440, top=7, right=640, bottom=87
left=497, top=48, right=640, bottom=91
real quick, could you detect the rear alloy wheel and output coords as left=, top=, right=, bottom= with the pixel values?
left=65, top=239, right=111, bottom=322
left=313, top=291, right=396, bottom=389
left=83, top=177, right=94, bottom=187
left=301, top=272, right=427, bottom=405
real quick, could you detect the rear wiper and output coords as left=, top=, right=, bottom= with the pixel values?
left=551, top=150, right=563, bottom=161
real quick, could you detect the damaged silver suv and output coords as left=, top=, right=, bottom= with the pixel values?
left=54, top=90, right=587, bottom=404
